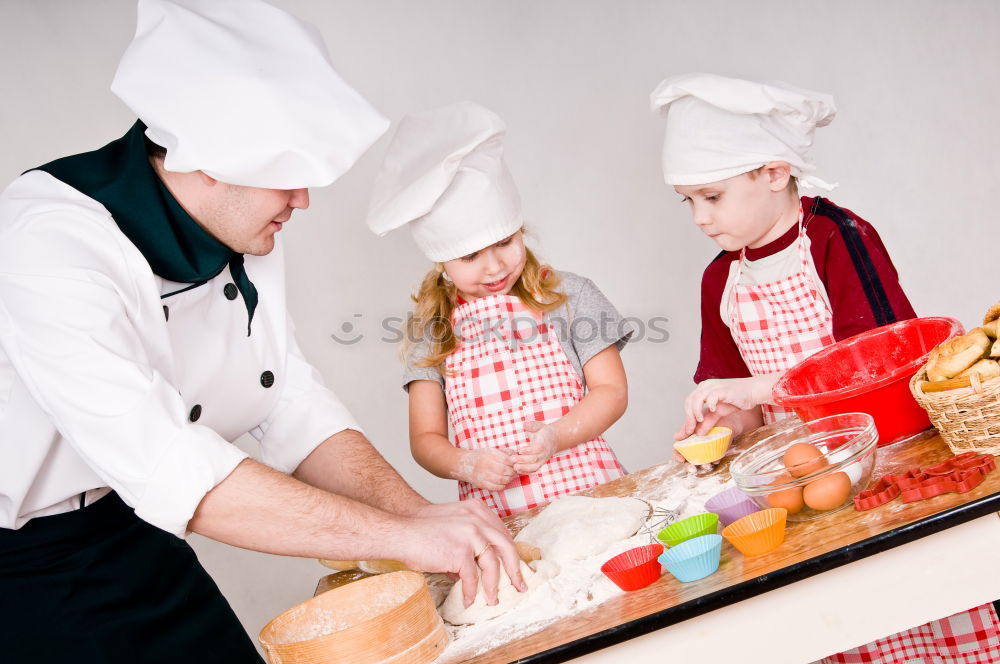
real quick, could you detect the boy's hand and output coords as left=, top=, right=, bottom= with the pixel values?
left=455, top=449, right=517, bottom=492
left=680, top=375, right=778, bottom=437
left=672, top=405, right=735, bottom=470
left=675, top=402, right=738, bottom=442
left=512, top=421, right=559, bottom=475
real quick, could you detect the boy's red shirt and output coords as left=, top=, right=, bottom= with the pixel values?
left=694, top=196, right=917, bottom=383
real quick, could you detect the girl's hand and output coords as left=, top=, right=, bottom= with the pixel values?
left=454, top=449, right=517, bottom=492
left=511, top=421, right=559, bottom=475
left=678, top=375, right=778, bottom=439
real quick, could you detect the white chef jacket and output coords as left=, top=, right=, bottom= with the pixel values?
left=0, top=170, right=361, bottom=537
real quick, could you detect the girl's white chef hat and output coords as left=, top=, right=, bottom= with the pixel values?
left=650, top=73, right=837, bottom=190
left=366, top=101, right=523, bottom=263
left=111, top=0, right=389, bottom=189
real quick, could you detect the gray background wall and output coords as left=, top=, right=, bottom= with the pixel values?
left=3, top=0, right=998, bottom=651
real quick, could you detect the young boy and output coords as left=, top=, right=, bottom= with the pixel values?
left=654, top=73, right=915, bottom=440
left=652, top=72, right=998, bottom=664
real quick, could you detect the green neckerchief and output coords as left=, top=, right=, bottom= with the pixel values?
left=32, top=120, right=258, bottom=335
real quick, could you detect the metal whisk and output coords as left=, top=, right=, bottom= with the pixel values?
left=639, top=499, right=688, bottom=544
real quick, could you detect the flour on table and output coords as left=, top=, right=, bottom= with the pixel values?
left=440, top=559, right=560, bottom=625
left=513, top=495, right=650, bottom=562
left=441, top=466, right=733, bottom=660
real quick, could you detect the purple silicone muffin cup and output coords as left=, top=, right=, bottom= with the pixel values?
left=705, top=486, right=761, bottom=527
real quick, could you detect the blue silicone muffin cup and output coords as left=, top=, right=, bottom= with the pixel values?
left=657, top=534, right=723, bottom=582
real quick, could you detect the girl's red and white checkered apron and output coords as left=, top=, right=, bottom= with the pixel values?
left=445, top=293, right=624, bottom=518
left=727, top=214, right=835, bottom=424
left=727, top=218, right=1000, bottom=662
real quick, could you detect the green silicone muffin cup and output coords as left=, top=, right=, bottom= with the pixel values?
left=656, top=512, right=719, bottom=548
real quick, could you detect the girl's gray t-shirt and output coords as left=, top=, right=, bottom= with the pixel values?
left=401, top=271, right=633, bottom=391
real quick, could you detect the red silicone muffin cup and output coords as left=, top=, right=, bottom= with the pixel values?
left=600, top=543, right=664, bottom=591
left=772, top=317, right=963, bottom=446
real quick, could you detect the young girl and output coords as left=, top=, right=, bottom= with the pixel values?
left=367, top=101, right=631, bottom=518
left=651, top=72, right=998, bottom=664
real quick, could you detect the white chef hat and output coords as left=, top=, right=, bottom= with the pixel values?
left=650, top=73, right=837, bottom=190
left=366, top=101, right=523, bottom=263
left=111, top=0, right=389, bottom=189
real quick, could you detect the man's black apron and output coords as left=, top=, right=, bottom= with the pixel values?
left=0, top=493, right=263, bottom=663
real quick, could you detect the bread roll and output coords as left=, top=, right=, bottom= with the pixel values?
left=319, top=559, right=359, bottom=571
left=984, top=302, right=1000, bottom=325
left=926, top=328, right=991, bottom=381
left=957, top=358, right=1000, bottom=381
left=920, top=376, right=974, bottom=393
left=984, top=320, right=1000, bottom=339
left=992, top=338, right=1000, bottom=359
left=358, top=559, right=410, bottom=574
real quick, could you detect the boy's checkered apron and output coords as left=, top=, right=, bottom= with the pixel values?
left=445, top=293, right=623, bottom=518
left=727, top=218, right=835, bottom=423
left=727, top=222, right=1000, bottom=661
left=818, top=604, right=1000, bottom=664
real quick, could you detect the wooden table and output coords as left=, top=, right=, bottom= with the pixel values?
left=436, top=430, right=1000, bottom=663
left=313, top=431, right=1000, bottom=663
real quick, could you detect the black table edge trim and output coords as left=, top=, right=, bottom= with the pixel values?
left=508, top=492, right=1000, bottom=664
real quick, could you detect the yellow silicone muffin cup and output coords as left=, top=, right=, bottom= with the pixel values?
left=674, top=427, right=733, bottom=464
left=721, top=507, right=788, bottom=557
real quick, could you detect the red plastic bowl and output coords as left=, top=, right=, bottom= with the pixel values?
left=772, top=317, right=963, bottom=446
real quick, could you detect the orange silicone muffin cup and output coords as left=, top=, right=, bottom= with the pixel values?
left=721, top=507, right=788, bottom=557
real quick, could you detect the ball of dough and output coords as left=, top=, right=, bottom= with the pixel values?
left=440, top=559, right=559, bottom=625
left=513, top=496, right=649, bottom=562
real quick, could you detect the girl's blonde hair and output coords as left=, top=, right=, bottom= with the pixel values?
left=405, top=238, right=566, bottom=372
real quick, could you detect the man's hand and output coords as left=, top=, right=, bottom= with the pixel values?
left=511, top=421, right=559, bottom=475
left=401, top=500, right=526, bottom=608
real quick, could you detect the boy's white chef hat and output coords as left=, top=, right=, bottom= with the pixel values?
left=111, top=0, right=389, bottom=189
left=650, top=73, right=837, bottom=190
left=366, top=101, right=523, bottom=263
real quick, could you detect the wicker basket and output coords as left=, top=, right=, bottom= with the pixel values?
left=909, top=365, right=1000, bottom=455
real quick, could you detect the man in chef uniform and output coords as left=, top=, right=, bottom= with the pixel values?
left=0, top=1, right=523, bottom=662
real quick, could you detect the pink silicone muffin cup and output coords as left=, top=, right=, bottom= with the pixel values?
left=600, top=543, right=664, bottom=591
left=705, top=486, right=762, bottom=527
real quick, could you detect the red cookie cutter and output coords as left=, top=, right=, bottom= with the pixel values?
left=853, top=454, right=995, bottom=511
left=853, top=468, right=920, bottom=510
left=853, top=476, right=900, bottom=510
left=898, top=468, right=989, bottom=502
left=923, top=452, right=995, bottom=477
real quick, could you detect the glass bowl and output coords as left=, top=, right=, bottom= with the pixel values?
left=729, top=413, right=878, bottom=521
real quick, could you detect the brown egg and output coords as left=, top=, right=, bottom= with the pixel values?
left=765, top=471, right=804, bottom=514
left=803, top=472, right=852, bottom=511
left=783, top=443, right=829, bottom=478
